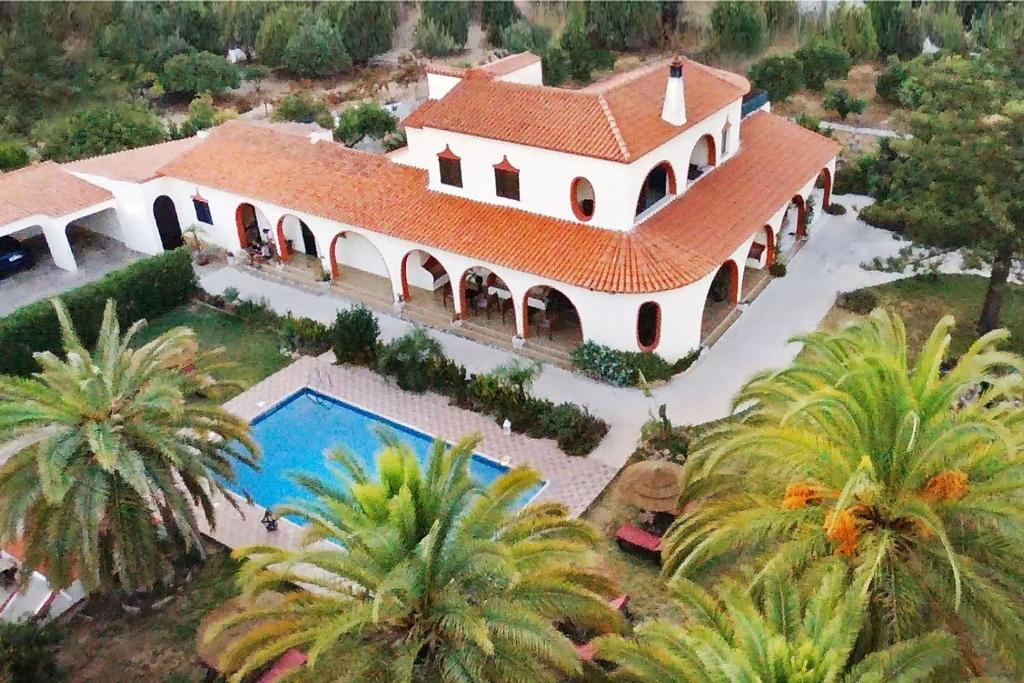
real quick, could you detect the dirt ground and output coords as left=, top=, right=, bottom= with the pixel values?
left=773, top=63, right=901, bottom=130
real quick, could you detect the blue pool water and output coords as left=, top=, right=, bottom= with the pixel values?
left=232, top=389, right=544, bottom=516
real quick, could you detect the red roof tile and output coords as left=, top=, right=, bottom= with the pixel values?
left=156, top=114, right=836, bottom=294
left=478, top=52, right=541, bottom=77
left=64, top=137, right=201, bottom=183
left=0, top=162, right=112, bottom=227
left=405, top=58, right=749, bottom=162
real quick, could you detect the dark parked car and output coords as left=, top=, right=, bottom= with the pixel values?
left=0, top=236, right=34, bottom=277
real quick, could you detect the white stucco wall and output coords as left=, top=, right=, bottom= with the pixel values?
left=66, top=172, right=168, bottom=255
left=403, top=97, right=743, bottom=232
left=426, top=73, right=462, bottom=99
left=497, top=60, right=543, bottom=85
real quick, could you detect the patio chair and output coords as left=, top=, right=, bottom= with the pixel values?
left=615, top=523, right=663, bottom=561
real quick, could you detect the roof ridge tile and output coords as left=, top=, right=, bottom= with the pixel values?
left=597, top=94, right=631, bottom=162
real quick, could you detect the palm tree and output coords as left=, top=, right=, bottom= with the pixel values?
left=0, top=300, right=257, bottom=594
left=595, top=562, right=954, bottom=682
left=662, top=309, right=1024, bottom=675
left=208, top=431, right=622, bottom=682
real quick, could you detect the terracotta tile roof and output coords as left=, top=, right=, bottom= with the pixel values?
left=0, top=162, right=112, bottom=227
left=405, top=58, right=749, bottom=162
left=478, top=52, right=541, bottom=76
left=156, top=115, right=836, bottom=294
left=425, top=63, right=468, bottom=77
left=64, top=137, right=201, bottom=183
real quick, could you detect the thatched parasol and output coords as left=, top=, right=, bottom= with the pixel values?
left=196, top=590, right=286, bottom=673
left=617, top=460, right=685, bottom=513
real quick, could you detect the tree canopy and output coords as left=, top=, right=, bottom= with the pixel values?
left=333, top=101, right=397, bottom=147
left=207, top=432, right=621, bottom=682
left=867, top=52, right=1024, bottom=333
left=35, top=102, right=167, bottom=162
left=0, top=300, right=257, bottom=594
left=282, top=18, right=350, bottom=77
left=663, top=309, right=1024, bottom=676
left=161, top=50, right=240, bottom=96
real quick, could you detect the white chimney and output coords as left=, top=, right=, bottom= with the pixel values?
left=661, top=58, right=686, bottom=126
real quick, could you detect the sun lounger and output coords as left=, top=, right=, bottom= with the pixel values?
left=615, top=523, right=663, bottom=559
left=257, top=648, right=308, bottom=683
left=0, top=572, right=54, bottom=623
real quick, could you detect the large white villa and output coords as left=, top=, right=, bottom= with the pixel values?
left=0, top=52, right=838, bottom=361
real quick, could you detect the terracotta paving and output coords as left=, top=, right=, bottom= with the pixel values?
left=199, top=355, right=618, bottom=552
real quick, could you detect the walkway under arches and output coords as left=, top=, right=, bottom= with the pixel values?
left=701, top=260, right=739, bottom=343
left=327, top=230, right=393, bottom=301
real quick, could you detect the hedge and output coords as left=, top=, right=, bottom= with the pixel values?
left=570, top=341, right=699, bottom=387
left=0, top=248, right=196, bottom=376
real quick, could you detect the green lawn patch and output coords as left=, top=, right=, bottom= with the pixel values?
left=134, top=303, right=290, bottom=399
left=826, top=274, right=1024, bottom=359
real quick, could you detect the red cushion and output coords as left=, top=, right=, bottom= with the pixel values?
left=615, top=524, right=662, bottom=552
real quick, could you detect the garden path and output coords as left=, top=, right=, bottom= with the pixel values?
left=199, top=195, right=962, bottom=470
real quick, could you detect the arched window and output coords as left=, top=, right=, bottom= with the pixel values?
left=437, top=145, right=462, bottom=188
left=571, top=177, right=595, bottom=221
left=493, top=156, right=520, bottom=201
left=637, top=302, right=661, bottom=351
left=635, top=162, right=677, bottom=217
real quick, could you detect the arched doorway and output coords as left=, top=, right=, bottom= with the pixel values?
left=817, top=167, right=833, bottom=209
left=791, top=195, right=807, bottom=238
left=277, top=214, right=319, bottom=262
left=521, top=285, right=583, bottom=348
left=747, top=224, right=774, bottom=268
left=458, top=266, right=514, bottom=328
left=701, top=261, right=739, bottom=342
left=635, top=162, right=677, bottom=217
left=687, top=133, right=717, bottom=185
left=637, top=302, right=661, bottom=352
left=400, top=249, right=453, bottom=310
left=235, top=202, right=271, bottom=250
left=153, top=196, right=183, bottom=250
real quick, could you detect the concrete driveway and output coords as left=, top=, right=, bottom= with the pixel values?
left=0, top=227, right=142, bottom=317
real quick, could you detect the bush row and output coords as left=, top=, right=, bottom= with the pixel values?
left=570, top=341, right=699, bottom=388
left=0, top=248, right=196, bottom=376
left=196, top=290, right=331, bottom=356
left=331, top=307, right=609, bottom=456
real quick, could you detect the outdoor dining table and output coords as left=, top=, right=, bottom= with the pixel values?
left=488, top=285, right=546, bottom=310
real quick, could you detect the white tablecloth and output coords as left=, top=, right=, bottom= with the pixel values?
left=488, top=286, right=546, bottom=310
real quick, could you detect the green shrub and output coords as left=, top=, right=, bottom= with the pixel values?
left=544, top=402, right=607, bottom=456
left=283, top=19, right=351, bottom=77
left=836, top=288, right=879, bottom=314
left=35, top=103, right=167, bottom=162
left=372, top=331, right=607, bottom=455
left=272, top=91, right=333, bottom=127
left=334, top=101, right=397, bottom=147
left=161, top=51, right=241, bottom=96
left=0, top=141, right=29, bottom=171
left=570, top=341, right=679, bottom=387
left=824, top=87, right=866, bottom=120
left=834, top=155, right=876, bottom=195
left=415, top=18, right=458, bottom=57
left=824, top=202, right=847, bottom=216
left=795, top=41, right=851, bottom=91
left=828, top=3, right=879, bottom=62
left=710, top=1, right=767, bottom=55
left=420, top=0, right=470, bottom=47
left=331, top=305, right=380, bottom=366
left=279, top=314, right=330, bottom=355
left=875, top=56, right=910, bottom=104
left=499, top=19, right=549, bottom=54
left=234, top=296, right=279, bottom=329
left=0, top=248, right=196, bottom=376
left=859, top=203, right=905, bottom=233
left=0, top=621, right=62, bottom=682
left=747, top=54, right=804, bottom=102
left=377, top=328, right=447, bottom=393
left=541, top=46, right=569, bottom=86
left=769, top=261, right=788, bottom=277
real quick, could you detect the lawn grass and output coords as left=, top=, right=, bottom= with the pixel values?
left=133, top=303, right=290, bottom=399
left=823, top=274, right=1024, bottom=360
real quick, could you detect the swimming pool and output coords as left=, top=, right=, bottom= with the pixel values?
left=232, top=388, right=544, bottom=515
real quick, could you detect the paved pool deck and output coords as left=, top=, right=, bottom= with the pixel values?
left=197, top=355, right=619, bottom=551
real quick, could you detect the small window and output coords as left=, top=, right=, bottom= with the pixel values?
left=493, top=156, right=520, bottom=201
left=637, top=302, right=661, bottom=351
left=438, top=146, right=463, bottom=188
left=571, top=177, right=595, bottom=221
left=192, top=197, right=212, bottom=224
left=721, top=120, right=732, bottom=157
